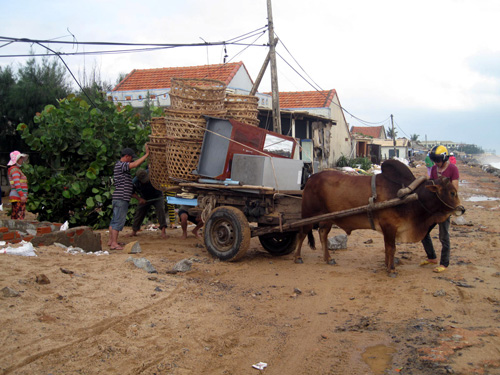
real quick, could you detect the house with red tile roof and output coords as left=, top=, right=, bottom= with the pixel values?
left=107, top=62, right=269, bottom=108
left=350, top=125, right=387, bottom=162
left=350, top=126, right=386, bottom=139
left=261, top=89, right=353, bottom=168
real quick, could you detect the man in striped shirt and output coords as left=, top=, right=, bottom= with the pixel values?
left=108, top=146, right=149, bottom=250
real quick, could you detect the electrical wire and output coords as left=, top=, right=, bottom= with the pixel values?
left=274, top=45, right=392, bottom=127
left=34, top=42, right=97, bottom=108
left=1, top=29, right=410, bottom=135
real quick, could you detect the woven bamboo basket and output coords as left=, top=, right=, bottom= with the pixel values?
left=225, top=94, right=259, bottom=125
left=226, top=108, right=259, bottom=119
left=165, top=139, right=202, bottom=182
left=147, top=142, right=171, bottom=191
left=169, top=94, right=226, bottom=112
left=149, top=135, right=170, bottom=144
left=169, top=78, right=226, bottom=112
left=227, top=116, right=260, bottom=126
left=150, top=117, right=167, bottom=137
left=165, top=116, right=206, bottom=140
left=225, top=94, right=259, bottom=111
left=164, top=108, right=227, bottom=140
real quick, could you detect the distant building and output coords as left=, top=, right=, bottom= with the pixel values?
left=372, top=138, right=411, bottom=160
left=350, top=126, right=386, bottom=139
left=262, top=90, right=353, bottom=167
left=419, top=140, right=462, bottom=150
left=107, top=62, right=271, bottom=108
left=350, top=126, right=387, bottom=163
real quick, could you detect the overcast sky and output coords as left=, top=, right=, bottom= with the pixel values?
left=1, top=0, right=499, bottom=154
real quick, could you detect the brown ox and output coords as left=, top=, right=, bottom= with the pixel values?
left=294, top=160, right=462, bottom=274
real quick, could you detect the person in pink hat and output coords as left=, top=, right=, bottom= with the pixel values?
left=7, top=151, right=29, bottom=220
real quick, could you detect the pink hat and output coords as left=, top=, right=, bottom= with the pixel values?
left=7, top=151, right=28, bottom=166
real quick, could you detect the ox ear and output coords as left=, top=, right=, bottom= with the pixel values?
left=442, top=177, right=451, bottom=185
left=425, top=184, right=441, bottom=193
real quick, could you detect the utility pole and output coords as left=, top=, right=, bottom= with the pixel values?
left=391, top=114, right=396, bottom=158
left=267, top=0, right=281, bottom=134
left=250, top=39, right=278, bottom=96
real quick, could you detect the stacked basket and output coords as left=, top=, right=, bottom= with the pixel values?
left=148, top=78, right=227, bottom=190
left=224, top=94, right=260, bottom=126
left=148, top=117, right=170, bottom=191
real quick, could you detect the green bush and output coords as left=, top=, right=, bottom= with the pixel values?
left=336, top=155, right=372, bottom=171
left=18, top=94, right=153, bottom=228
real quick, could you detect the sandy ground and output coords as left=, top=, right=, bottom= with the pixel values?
left=1, top=161, right=499, bottom=375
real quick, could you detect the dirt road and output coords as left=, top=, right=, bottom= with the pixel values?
left=1, top=161, right=499, bottom=375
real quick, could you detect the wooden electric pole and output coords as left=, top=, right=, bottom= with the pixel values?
left=391, top=114, right=396, bottom=158
left=267, top=0, right=281, bottom=134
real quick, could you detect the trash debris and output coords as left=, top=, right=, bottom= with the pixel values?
left=0, top=241, right=37, bottom=257
left=2, top=286, right=20, bottom=297
left=60, top=221, right=69, bottom=231
left=60, top=268, right=74, bottom=275
left=126, top=257, right=157, bottom=273
left=433, top=289, right=447, bottom=297
left=252, top=362, right=267, bottom=370
left=65, top=246, right=108, bottom=256
left=328, top=234, right=348, bottom=250
left=123, top=241, right=142, bottom=254
left=172, top=259, right=193, bottom=273
left=36, top=274, right=50, bottom=284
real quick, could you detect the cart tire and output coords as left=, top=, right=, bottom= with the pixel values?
left=204, top=206, right=251, bottom=261
left=259, top=231, right=298, bottom=256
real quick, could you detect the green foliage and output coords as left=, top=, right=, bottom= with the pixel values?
left=386, top=127, right=398, bottom=139
left=1, top=57, right=72, bottom=154
left=13, top=57, right=72, bottom=126
left=336, top=155, right=372, bottom=171
left=18, top=95, right=150, bottom=228
left=410, top=133, right=419, bottom=141
left=455, top=144, right=484, bottom=155
left=336, top=155, right=350, bottom=168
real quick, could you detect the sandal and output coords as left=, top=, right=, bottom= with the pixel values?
left=420, top=259, right=438, bottom=266
left=433, top=265, right=447, bottom=273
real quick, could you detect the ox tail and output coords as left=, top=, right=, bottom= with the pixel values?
left=307, top=230, right=316, bottom=250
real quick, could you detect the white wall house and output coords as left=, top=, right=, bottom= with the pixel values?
left=107, top=62, right=270, bottom=108
left=272, top=90, right=353, bottom=167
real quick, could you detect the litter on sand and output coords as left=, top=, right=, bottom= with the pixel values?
left=252, top=362, right=268, bottom=370
left=0, top=241, right=37, bottom=257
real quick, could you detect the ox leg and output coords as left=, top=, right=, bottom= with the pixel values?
left=383, top=231, right=397, bottom=277
left=319, top=223, right=335, bottom=265
left=293, top=227, right=310, bottom=264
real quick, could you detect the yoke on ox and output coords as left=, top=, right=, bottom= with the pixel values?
left=293, top=159, right=463, bottom=275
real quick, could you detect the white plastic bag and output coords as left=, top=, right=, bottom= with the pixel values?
left=0, top=241, right=37, bottom=257
left=60, top=221, right=69, bottom=231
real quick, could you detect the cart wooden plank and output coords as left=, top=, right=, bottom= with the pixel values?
left=251, top=193, right=418, bottom=237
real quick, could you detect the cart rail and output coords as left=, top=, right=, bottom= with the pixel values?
left=250, top=193, right=419, bottom=237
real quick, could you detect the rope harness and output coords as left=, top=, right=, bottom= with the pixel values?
left=200, top=195, right=216, bottom=224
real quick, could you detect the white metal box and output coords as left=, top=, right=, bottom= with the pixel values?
left=231, top=154, right=304, bottom=190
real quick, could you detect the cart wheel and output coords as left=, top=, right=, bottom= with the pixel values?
left=259, top=231, right=298, bottom=256
left=204, top=206, right=251, bottom=261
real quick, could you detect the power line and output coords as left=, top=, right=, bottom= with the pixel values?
left=275, top=50, right=392, bottom=126
left=34, top=41, right=97, bottom=108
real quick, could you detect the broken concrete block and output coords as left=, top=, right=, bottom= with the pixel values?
left=123, top=241, right=142, bottom=254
